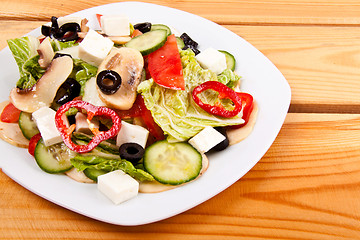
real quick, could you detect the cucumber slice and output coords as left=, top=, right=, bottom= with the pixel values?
left=151, top=24, right=171, bottom=36
left=219, top=50, right=236, bottom=71
left=143, top=140, right=202, bottom=185
left=176, top=37, right=185, bottom=50
left=34, top=139, right=75, bottom=174
left=18, top=111, right=39, bottom=139
left=125, top=29, right=168, bottom=55
left=83, top=168, right=107, bottom=182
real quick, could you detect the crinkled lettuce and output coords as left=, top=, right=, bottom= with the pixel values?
left=71, top=59, right=98, bottom=96
left=7, top=36, right=43, bottom=89
left=138, top=49, right=244, bottom=142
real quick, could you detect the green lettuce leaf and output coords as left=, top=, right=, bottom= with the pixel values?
left=51, top=39, right=78, bottom=52
left=71, top=155, right=154, bottom=182
left=7, top=36, right=43, bottom=89
left=138, top=49, right=244, bottom=142
left=72, top=59, right=98, bottom=96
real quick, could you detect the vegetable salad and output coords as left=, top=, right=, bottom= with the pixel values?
left=0, top=14, right=256, bottom=204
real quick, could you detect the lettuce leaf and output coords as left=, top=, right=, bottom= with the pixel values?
left=7, top=36, right=44, bottom=89
left=71, top=155, right=154, bottom=182
left=138, top=49, right=244, bottom=142
left=71, top=59, right=98, bottom=96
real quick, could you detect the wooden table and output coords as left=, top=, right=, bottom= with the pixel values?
left=1, top=0, right=360, bottom=239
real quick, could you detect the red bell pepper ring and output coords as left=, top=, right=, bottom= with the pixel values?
left=55, top=100, right=121, bottom=153
left=192, top=81, right=243, bottom=118
left=230, top=92, right=254, bottom=128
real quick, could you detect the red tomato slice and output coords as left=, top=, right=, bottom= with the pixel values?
left=1, top=102, right=21, bottom=123
left=96, top=14, right=103, bottom=27
left=28, top=133, right=41, bottom=156
left=147, top=34, right=185, bottom=90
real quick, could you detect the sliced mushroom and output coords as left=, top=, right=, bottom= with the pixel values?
left=10, top=55, right=73, bottom=113
left=0, top=101, right=29, bottom=148
left=96, top=47, right=144, bottom=110
left=107, top=36, right=132, bottom=45
left=37, top=37, right=55, bottom=69
left=65, top=168, right=94, bottom=183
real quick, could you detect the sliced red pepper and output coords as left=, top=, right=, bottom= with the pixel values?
left=147, top=34, right=185, bottom=90
left=230, top=92, right=254, bottom=128
left=137, top=96, right=165, bottom=141
left=55, top=100, right=121, bottom=153
left=192, top=81, right=243, bottom=118
left=28, top=133, right=42, bottom=156
left=1, top=102, right=21, bottom=123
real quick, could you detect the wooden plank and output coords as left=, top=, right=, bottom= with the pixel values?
left=1, top=113, right=360, bottom=239
left=0, top=0, right=360, bottom=25
left=1, top=21, right=359, bottom=112
left=225, top=25, right=360, bottom=113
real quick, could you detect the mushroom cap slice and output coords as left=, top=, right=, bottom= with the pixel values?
left=9, top=55, right=73, bottom=113
left=96, top=47, right=144, bottom=110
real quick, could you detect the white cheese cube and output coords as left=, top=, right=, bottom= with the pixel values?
left=57, top=45, right=80, bottom=59
left=116, top=121, right=149, bottom=148
left=97, top=170, right=139, bottom=204
left=82, top=77, right=106, bottom=106
left=32, top=107, right=68, bottom=146
left=78, top=29, right=114, bottom=66
left=195, top=48, right=227, bottom=75
left=57, top=17, right=83, bottom=27
left=100, top=15, right=130, bottom=36
left=188, top=126, right=226, bottom=153
left=75, top=112, right=99, bottom=135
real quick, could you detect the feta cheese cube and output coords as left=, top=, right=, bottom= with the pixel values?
left=78, top=29, right=114, bottom=66
left=75, top=112, right=99, bottom=135
left=116, top=121, right=149, bottom=148
left=32, top=107, right=68, bottom=146
left=97, top=170, right=139, bottom=204
left=100, top=15, right=130, bottom=36
left=188, top=126, right=226, bottom=153
left=195, top=48, right=227, bottom=75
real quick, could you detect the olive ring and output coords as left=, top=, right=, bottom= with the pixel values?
left=96, top=70, right=122, bottom=95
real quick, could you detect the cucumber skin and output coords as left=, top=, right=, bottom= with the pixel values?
left=143, top=140, right=202, bottom=185
left=151, top=24, right=171, bottom=36
left=18, top=111, right=39, bottom=140
left=219, top=50, right=236, bottom=71
left=83, top=168, right=107, bottom=182
left=34, top=139, right=73, bottom=174
left=125, top=29, right=168, bottom=56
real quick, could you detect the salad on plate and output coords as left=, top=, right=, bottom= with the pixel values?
left=0, top=14, right=258, bottom=205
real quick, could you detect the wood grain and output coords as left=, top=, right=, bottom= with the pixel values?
left=1, top=113, right=360, bottom=239
left=1, top=0, right=360, bottom=25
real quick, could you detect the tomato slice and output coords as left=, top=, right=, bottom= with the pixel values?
left=28, top=133, right=41, bottom=156
left=138, top=96, right=165, bottom=141
left=147, top=34, right=185, bottom=90
left=1, top=102, right=21, bottom=123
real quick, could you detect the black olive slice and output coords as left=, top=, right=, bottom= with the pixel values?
left=56, top=23, right=81, bottom=42
left=180, top=33, right=200, bottom=55
left=119, top=143, right=145, bottom=164
left=134, top=22, right=152, bottom=33
left=53, top=53, right=72, bottom=59
left=96, top=70, right=122, bottom=95
left=211, top=127, right=229, bottom=151
left=54, top=78, right=81, bottom=105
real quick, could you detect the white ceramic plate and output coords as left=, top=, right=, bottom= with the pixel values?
left=0, top=2, right=291, bottom=225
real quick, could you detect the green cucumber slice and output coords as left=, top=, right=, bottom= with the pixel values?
left=34, top=139, right=75, bottom=174
left=176, top=37, right=185, bottom=50
left=83, top=168, right=107, bottom=182
left=151, top=24, right=171, bottom=36
left=219, top=50, right=236, bottom=71
left=143, top=140, right=202, bottom=185
left=18, top=111, right=39, bottom=140
left=125, top=29, right=168, bottom=55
